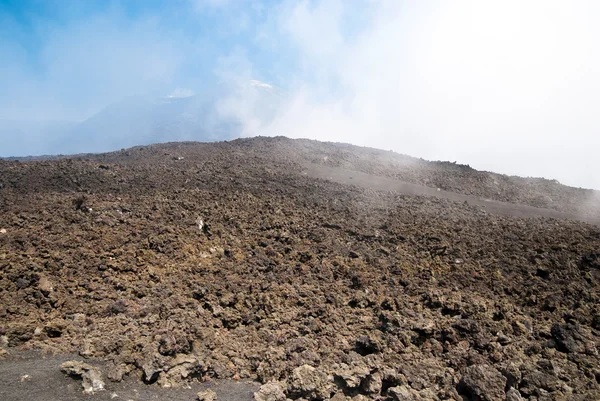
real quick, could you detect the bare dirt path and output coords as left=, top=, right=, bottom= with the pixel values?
left=0, top=352, right=257, bottom=401
left=303, top=163, right=600, bottom=226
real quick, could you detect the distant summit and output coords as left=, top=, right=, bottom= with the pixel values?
left=0, top=80, right=285, bottom=157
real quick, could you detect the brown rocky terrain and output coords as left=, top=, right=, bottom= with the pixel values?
left=0, top=136, right=599, bottom=401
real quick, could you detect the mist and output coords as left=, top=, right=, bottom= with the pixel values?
left=231, top=0, right=600, bottom=190
left=1, top=1, right=599, bottom=190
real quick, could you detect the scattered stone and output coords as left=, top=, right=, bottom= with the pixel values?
left=140, top=353, right=165, bottom=383
left=506, top=388, right=524, bottom=401
left=37, top=276, right=53, bottom=296
left=288, top=365, right=333, bottom=400
left=106, top=362, right=131, bottom=382
left=15, top=278, right=30, bottom=289
left=160, top=354, right=201, bottom=386
left=108, top=299, right=128, bottom=315
left=388, top=385, right=420, bottom=401
left=44, top=319, right=67, bottom=338
left=19, top=374, right=31, bottom=382
left=0, top=228, right=6, bottom=234
left=361, top=371, right=382, bottom=394
left=550, top=323, right=590, bottom=354
left=197, top=389, right=217, bottom=401
left=355, top=336, right=381, bottom=355
left=60, top=360, right=105, bottom=394
left=254, top=381, right=286, bottom=401
left=496, top=331, right=511, bottom=345
left=197, top=216, right=210, bottom=235
left=501, top=362, right=522, bottom=390
left=519, top=370, right=561, bottom=396
left=71, top=313, right=87, bottom=327
left=456, top=364, right=506, bottom=401
left=334, top=363, right=370, bottom=389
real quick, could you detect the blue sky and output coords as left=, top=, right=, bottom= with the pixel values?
left=0, top=0, right=290, bottom=118
left=0, top=0, right=371, bottom=120
left=1, top=0, right=600, bottom=189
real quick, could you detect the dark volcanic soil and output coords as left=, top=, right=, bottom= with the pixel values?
left=0, top=351, right=257, bottom=401
left=0, top=137, right=599, bottom=401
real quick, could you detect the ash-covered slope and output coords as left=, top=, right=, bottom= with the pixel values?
left=0, top=137, right=599, bottom=401
left=255, top=138, right=600, bottom=220
left=5, top=136, right=598, bottom=220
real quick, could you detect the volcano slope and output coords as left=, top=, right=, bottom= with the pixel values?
left=0, top=136, right=599, bottom=401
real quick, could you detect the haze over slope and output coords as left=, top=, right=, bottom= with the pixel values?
left=0, top=80, right=284, bottom=156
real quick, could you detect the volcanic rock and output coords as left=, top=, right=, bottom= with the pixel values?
left=456, top=364, right=506, bottom=401
left=60, top=360, right=105, bottom=394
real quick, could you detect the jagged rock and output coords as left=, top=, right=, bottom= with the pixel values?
left=60, top=360, right=105, bottom=394
left=519, top=370, right=561, bottom=396
left=506, top=388, right=524, bottom=401
left=157, top=355, right=202, bottom=388
left=71, top=313, right=87, bottom=327
left=168, top=354, right=201, bottom=377
left=106, top=361, right=132, bottom=382
left=361, top=370, right=382, bottom=394
left=550, top=323, right=591, bottom=354
left=138, top=351, right=167, bottom=383
left=79, top=339, right=95, bottom=358
left=388, top=385, right=420, bottom=401
left=330, top=393, right=349, bottom=401
left=254, top=381, right=286, bottom=401
left=334, top=363, right=371, bottom=389
left=417, top=388, right=439, bottom=400
left=44, top=319, right=67, bottom=338
left=197, top=389, right=217, bottom=401
left=501, top=362, right=522, bottom=390
left=496, top=332, right=512, bottom=345
left=456, top=364, right=506, bottom=401
left=288, top=365, right=333, bottom=400
left=37, top=276, right=54, bottom=296
left=355, top=336, right=381, bottom=355
left=412, top=318, right=435, bottom=335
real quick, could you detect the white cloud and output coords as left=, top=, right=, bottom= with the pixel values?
left=3, top=0, right=599, bottom=189
left=168, top=88, right=196, bottom=98
left=234, top=0, right=600, bottom=189
left=0, top=9, right=194, bottom=121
